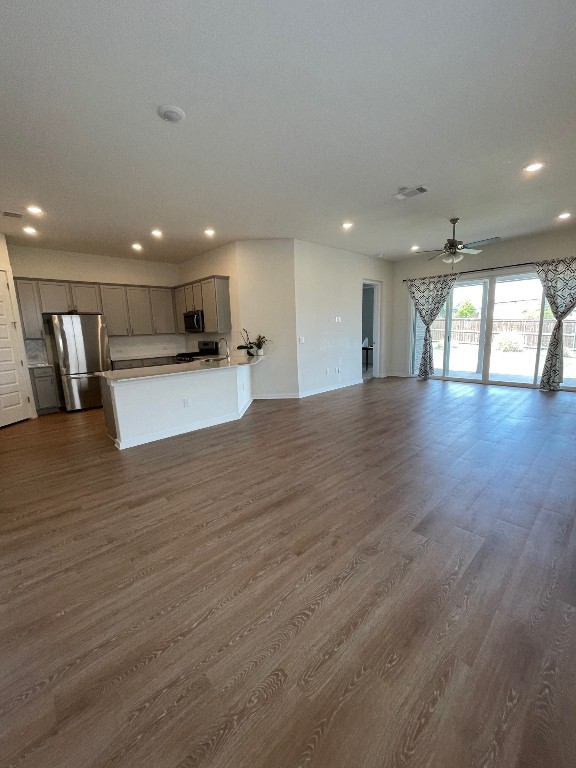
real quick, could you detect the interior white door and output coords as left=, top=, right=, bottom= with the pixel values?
left=0, top=274, right=30, bottom=427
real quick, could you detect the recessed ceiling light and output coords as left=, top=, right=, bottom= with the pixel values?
left=151, top=229, right=163, bottom=238
left=523, top=162, right=544, bottom=173
left=557, top=212, right=571, bottom=220
left=157, top=105, right=186, bottom=123
left=204, top=228, right=215, bottom=237
left=411, top=245, right=420, bottom=251
left=132, top=243, right=143, bottom=251
left=23, top=226, right=37, bottom=235
left=27, top=206, right=43, bottom=215
left=342, top=221, right=354, bottom=229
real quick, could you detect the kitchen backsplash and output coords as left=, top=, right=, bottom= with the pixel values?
left=109, top=334, right=187, bottom=360
left=25, top=339, right=49, bottom=366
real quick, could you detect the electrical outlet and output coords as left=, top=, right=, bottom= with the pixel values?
left=299, top=337, right=305, bottom=344
left=183, top=397, right=193, bottom=407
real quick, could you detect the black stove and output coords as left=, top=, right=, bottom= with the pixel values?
left=175, top=340, right=220, bottom=363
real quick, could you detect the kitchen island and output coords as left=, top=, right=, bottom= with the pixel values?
left=98, top=356, right=261, bottom=449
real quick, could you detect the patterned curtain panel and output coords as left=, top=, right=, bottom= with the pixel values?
left=535, top=257, right=576, bottom=390
left=406, top=274, right=457, bottom=379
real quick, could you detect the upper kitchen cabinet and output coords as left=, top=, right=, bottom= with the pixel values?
left=184, top=284, right=195, bottom=311
left=201, top=277, right=231, bottom=333
left=70, top=283, right=102, bottom=313
left=174, top=287, right=186, bottom=333
left=15, top=279, right=43, bottom=339
left=150, top=288, right=176, bottom=334
left=100, top=285, right=130, bottom=336
left=126, top=287, right=154, bottom=335
left=192, top=282, right=203, bottom=312
left=38, top=281, right=72, bottom=313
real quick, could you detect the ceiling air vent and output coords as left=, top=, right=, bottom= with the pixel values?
left=394, top=186, right=428, bottom=200
left=2, top=211, right=24, bottom=219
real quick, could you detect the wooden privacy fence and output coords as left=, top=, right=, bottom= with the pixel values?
left=430, top=318, right=576, bottom=349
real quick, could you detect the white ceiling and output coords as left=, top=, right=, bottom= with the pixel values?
left=1, top=0, right=575, bottom=263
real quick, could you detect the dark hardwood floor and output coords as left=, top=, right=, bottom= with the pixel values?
left=1, top=378, right=575, bottom=768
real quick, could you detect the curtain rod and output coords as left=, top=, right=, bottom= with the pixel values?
left=402, top=260, right=537, bottom=282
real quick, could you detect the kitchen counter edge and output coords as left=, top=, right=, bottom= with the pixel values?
left=97, top=356, right=262, bottom=382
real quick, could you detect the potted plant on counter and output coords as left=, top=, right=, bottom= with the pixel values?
left=252, top=335, right=269, bottom=356
left=237, top=328, right=255, bottom=356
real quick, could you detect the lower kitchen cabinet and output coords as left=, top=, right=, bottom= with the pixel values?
left=30, top=367, right=60, bottom=413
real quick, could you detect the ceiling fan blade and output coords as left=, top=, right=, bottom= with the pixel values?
left=459, top=248, right=482, bottom=255
left=462, top=236, right=500, bottom=248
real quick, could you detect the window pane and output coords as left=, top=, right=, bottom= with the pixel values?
left=564, top=307, right=576, bottom=386
left=448, top=282, right=486, bottom=379
left=489, top=275, right=542, bottom=384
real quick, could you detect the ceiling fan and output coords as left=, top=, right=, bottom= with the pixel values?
left=419, top=218, right=500, bottom=263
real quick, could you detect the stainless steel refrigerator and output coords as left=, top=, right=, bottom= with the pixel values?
left=48, top=314, right=111, bottom=411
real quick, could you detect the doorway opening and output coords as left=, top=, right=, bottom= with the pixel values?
left=362, top=281, right=381, bottom=380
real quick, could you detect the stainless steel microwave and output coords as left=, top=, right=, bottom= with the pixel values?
left=184, top=309, right=204, bottom=333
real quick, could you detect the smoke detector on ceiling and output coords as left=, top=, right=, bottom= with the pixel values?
left=157, top=105, right=186, bottom=123
left=394, top=186, right=428, bottom=200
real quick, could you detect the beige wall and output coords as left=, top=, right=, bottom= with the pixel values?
left=294, top=240, right=392, bottom=396
left=236, top=240, right=299, bottom=398
left=389, top=226, right=576, bottom=376
left=9, top=246, right=180, bottom=286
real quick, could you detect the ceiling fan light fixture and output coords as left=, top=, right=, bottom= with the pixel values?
left=442, top=253, right=464, bottom=264
left=523, top=162, right=544, bottom=173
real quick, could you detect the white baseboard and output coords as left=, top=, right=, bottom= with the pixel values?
left=254, top=393, right=300, bottom=399
left=298, top=380, right=364, bottom=398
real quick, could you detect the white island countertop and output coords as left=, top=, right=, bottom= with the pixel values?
left=99, top=355, right=261, bottom=383
left=98, top=356, right=262, bottom=449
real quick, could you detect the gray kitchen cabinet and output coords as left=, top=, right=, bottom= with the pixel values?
left=126, top=287, right=154, bottom=335
left=15, top=279, right=43, bottom=339
left=174, top=287, right=186, bottom=333
left=70, top=283, right=101, bottom=313
left=201, top=277, right=231, bottom=333
left=112, top=359, right=144, bottom=370
left=31, top=367, right=60, bottom=413
left=184, top=284, right=195, bottom=311
left=144, top=356, right=174, bottom=366
left=100, top=285, right=130, bottom=336
left=192, top=282, right=203, bottom=312
left=150, top=288, right=176, bottom=334
left=38, top=281, right=72, bottom=313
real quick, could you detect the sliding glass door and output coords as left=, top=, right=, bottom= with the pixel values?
left=446, top=280, right=488, bottom=380
left=412, top=269, right=574, bottom=389
left=488, top=275, right=544, bottom=385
